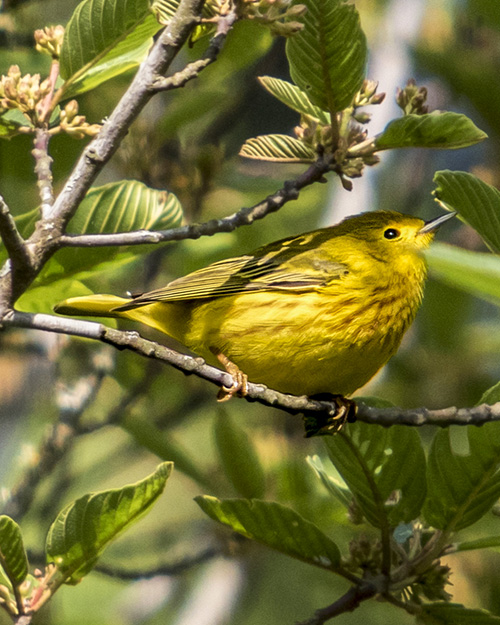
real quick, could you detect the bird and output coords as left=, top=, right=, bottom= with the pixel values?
left=55, top=210, right=455, bottom=407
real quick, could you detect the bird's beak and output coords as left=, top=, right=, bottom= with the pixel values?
left=419, top=211, right=457, bottom=234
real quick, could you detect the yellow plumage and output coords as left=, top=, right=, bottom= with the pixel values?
left=55, top=210, right=454, bottom=397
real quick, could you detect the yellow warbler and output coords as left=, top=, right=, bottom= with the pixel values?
left=55, top=210, right=454, bottom=400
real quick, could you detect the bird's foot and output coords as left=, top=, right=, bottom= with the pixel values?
left=303, top=394, right=357, bottom=437
left=211, top=348, right=249, bottom=402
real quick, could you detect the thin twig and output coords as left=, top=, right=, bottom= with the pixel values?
left=296, top=581, right=379, bottom=625
left=94, top=547, right=220, bottom=580
left=2, top=352, right=111, bottom=520
left=39, top=0, right=205, bottom=228
left=56, top=158, right=331, bottom=248
left=4, top=310, right=500, bottom=428
left=151, top=10, right=239, bottom=92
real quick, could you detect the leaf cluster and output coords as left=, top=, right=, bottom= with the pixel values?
left=0, top=464, right=171, bottom=617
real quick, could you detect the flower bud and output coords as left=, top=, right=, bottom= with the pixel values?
left=34, top=25, right=65, bottom=59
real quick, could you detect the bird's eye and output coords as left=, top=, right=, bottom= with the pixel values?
left=384, top=228, right=400, bottom=240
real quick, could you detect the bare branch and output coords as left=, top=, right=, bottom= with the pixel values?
left=39, top=0, right=205, bottom=229
left=151, top=10, right=239, bottom=92
left=0, top=195, right=32, bottom=271
left=32, top=128, right=54, bottom=217
left=56, top=158, right=332, bottom=248
left=4, top=311, right=500, bottom=429
left=94, top=547, right=220, bottom=580
left=2, top=351, right=111, bottom=520
left=296, top=582, right=379, bottom=625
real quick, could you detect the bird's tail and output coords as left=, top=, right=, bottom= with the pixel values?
left=54, top=295, right=131, bottom=318
left=54, top=294, right=187, bottom=340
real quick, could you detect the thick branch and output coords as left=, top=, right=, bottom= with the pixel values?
left=56, top=158, right=331, bottom=248
left=4, top=311, right=500, bottom=428
left=32, top=128, right=54, bottom=217
left=0, top=195, right=32, bottom=271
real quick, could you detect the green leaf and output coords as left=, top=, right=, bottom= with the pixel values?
left=0, top=516, right=28, bottom=587
left=59, top=0, right=161, bottom=98
left=433, top=170, right=500, bottom=254
left=151, top=0, right=181, bottom=24
left=16, top=280, right=97, bottom=315
left=325, top=422, right=426, bottom=527
left=214, top=410, right=266, bottom=499
left=258, top=76, right=330, bottom=124
left=46, top=462, right=172, bottom=584
left=454, top=536, right=500, bottom=552
left=286, top=0, right=367, bottom=113
left=477, top=381, right=500, bottom=405
left=239, top=134, right=316, bottom=162
left=426, top=243, right=500, bottom=308
left=375, top=113, right=487, bottom=151
left=26, top=180, right=183, bottom=303
left=307, top=455, right=351, bottom=509
left=418, top=602, right=500, bottom=625
left=0, top=111, right=26, bottom=139
left=423, top=425, right=500, bottom=531
left=195, top=496, right=341, bottom=571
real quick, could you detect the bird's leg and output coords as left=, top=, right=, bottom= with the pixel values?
left=303, top=394, right=357, bottom=437
left=210, top=347, right=249, bottom=402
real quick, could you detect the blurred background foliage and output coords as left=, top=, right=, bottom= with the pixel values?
left=0, top=0, right=500, bottom=623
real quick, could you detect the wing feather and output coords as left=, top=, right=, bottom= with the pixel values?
left=115, top=232, right=348, bottom=311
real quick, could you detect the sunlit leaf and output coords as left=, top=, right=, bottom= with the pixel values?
left=46, top=462, right=172, bottom=584
left=26, top=180, right=183, bottom=306
left=258, top=76, right=330, bottom=124
left=418, top=602, right=500, bottom=625
left=423, top=425, right=500, bottom=531
left=214, top=410, right=266, bottom=499
left=0, top=111, right=26, bottom=139
left=325, top=422, right=426, bottom=527
left=59, top=0, right=161, bottom=98
left=307, top=455, right=351, bottom=508
left=477, top=381, right=500, bottom=405
left=195, top=496, right=341, bottom=570
left=16, top=280, right=97, bottom=315
left=454, top=536, right=500, bottom=552
left=240, top=134, right=316, bottom=162
left=433, top=170, right=500, bottom=253
left=426, top=243, right=500, bottom=308
left=151, top=0, right=181, bottom=23
left=0, top=516, right=28, bottom=587
left=286, top=0, right=367, bottom=113
left=375, top=113, right=487, bottom=151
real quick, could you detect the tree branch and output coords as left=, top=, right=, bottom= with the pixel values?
left=32, top=128, right=54, bottom=217
left=0, top=0, right=207, bottom=308
left=94, top=547, right=220, bottom=580
left=296, top=581, right=379, bottom=625
left=2, top=351, right=111, bottom=520
left=151, top=10, right=239, bottom=92
left=0, top=195, right=32, bottom=272
left=4, top=311, right=500, bottom=429
left=56, top=158, right=332, bottom=248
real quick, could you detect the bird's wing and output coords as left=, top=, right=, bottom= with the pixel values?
left=116, top=233, right=348, bottom=309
